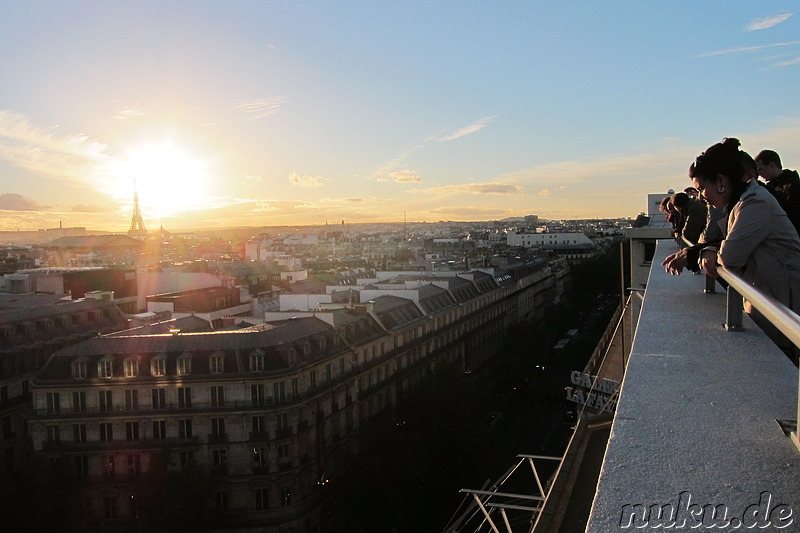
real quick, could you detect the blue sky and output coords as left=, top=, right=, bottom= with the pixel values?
left=1, top=1, right=799, bottom=231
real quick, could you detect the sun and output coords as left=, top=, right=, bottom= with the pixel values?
left=107, top=142, right=212, bottom=220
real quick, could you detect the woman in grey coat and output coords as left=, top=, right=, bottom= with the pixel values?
left=690, top=138, right=800, bottom=359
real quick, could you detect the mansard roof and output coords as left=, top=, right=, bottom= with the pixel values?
left=416, top=284, right=457, bottom=314
left=44, top=235, right=145, bottom=249
left=369, top=295, right=425, bottom=330
left=38, top=316, right=340, bottom=382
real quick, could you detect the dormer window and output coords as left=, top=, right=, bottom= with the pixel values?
left=72, top=359, right=87, bottom=379
left=124, top=359, right=139, bottom=378
left=177, top=356, right=192, bottom=376
left=151, top=358, right=166, bottom=377
left=210, top=354, right=225, bottom=374
left=250, top=351, right=265, bottom=372
left=98, top=358, right=113, bottom=379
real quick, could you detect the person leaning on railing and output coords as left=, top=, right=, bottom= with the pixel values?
left=688, top=138, right=800, bottom=358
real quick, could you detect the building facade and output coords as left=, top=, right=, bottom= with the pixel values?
left=29, top=260, right=566, bottom=532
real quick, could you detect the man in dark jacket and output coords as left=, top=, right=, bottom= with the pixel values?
left=671, top=192, right=708, bottom=245
left=755, top=149, right=800, bottom=220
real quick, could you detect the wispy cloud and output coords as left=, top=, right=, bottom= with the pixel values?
left=288, top=171, right=332, bottom=188
left=408, top=182, right=524, bottom=195
left=0, top=110, right=110, bottom=180
left=379, top=170, right=422, bottom=183
left=319, top=196, right=383, bottom=203
left=71, top=204, right=109, bottom=213
left=536, top=188, right=551, bottom=197
left=234, top=97, right=287, bottom=119
left=0, top=193, right=42, bottom=211
left=428, top=205, right=510, bottom=218
left=773, top=56, right=800, bottom=68
left=111, top=108, right=143, bottom=120
left=438, top=116, right=496, bottom=142
left=699, top=40, right=800, bottom=57
left=746, top=13, right=793, bottom=31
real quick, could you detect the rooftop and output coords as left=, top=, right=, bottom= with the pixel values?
left=586, top=239, right=800, bottom=531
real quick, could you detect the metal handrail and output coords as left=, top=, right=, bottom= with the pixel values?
left=715, top=265, right=800, bottom=452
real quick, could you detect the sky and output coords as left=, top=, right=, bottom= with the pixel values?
left=1, top=1, right=799, bottom=232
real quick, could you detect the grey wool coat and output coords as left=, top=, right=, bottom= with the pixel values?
left=719, top=179, right=800, bottom=312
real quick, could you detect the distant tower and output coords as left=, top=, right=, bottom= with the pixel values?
left=128, top=181, right=148, bottom=238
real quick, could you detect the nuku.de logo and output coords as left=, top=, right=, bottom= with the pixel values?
left=619, top=491, right=793, bottom=529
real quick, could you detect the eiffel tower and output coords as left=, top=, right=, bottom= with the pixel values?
left=127, top=182, right=148, bottom=238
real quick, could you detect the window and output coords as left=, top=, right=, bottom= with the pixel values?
left=74, top=456, right=89, bottom=479
left=211, top=418, right=226, bottom=438
left=212, top=449, right=227, bottom=468
left=127, top=454, right=141, bottom=477
left=292, top=378, right=299, bottom=397
left=103, top=496, right=117, bottom=519
left=250, top=352, right=265, bottom=372
left=73, top=424, right=87, bottom=443
left=152, top=388, right=166, bottom=410
left=153, top=420, right=166, bottom=440
left=210, top=356, right=224, bottom=374
left=179, top=451, right=194, bottom=466
left=281, top=488, right=291, bottom=506
left=210, top=386, right=224, bottom=407
left=125, top=422, right=139, bottom=441
left=98, top=390, right=112, bottom=412
left=325, top=364, right=332, bottom=382
left=251, top=384, right=265, bottom=406
left=215, top=491, right=229, bottom=512
left=124, top=389, right=138, bottom=411
left=178, top=419, right=193, bottom=439
left=178, top=387, right=192, bottom=408
left=277, top=413, right=289, bottom=435
left=310, top=370, right=317, bottom=388
left=273, top=382, right=286, bottom=403
left=151, top=358, right=165, bottom=377
left=124, top=359, right=138, bottom=378
left=253, top=446, right=267, bottom=467
left=251, top=416, right=266, bottom=438
left=255, top=488, right=269, bottom=510
left=278, top=444, right=289, bottom=458
left=72, top=360, right=87, bottom=379
left=46, top=424, right=60, bottom=443
left=102, top=454, right=115, bottom=479
left=177, top=356, right=191, bottom=376
left=1, top=416, right=11, bottom=440
left=72, top=391, right=86, bottom=413
left=46, top=392, right=60, bottom=414
left=98, top=359, right=113, bottom=378
left=100, top=423, right=114, bottom=442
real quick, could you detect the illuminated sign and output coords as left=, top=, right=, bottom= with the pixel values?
left=565, top=370, right=620, bottom=412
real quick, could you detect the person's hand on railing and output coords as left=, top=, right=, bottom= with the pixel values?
left=662, top=250, right=688, bottom=275
left=700, top=249, right=719, bottom=278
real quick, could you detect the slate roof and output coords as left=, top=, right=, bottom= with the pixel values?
left=45, top=235, right=145, bottom=249
left=37, top=316, right=340, bottom=382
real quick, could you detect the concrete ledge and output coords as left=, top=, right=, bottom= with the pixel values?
left=586, top=240, right=800, bottom=531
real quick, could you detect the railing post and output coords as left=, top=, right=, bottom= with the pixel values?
left=704, top=274, right=716, bottom=294
left=724, top=285, right=743, bottom=331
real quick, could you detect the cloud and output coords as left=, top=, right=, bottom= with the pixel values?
left=428, top=205, right=510, bottom=217
left=0, top=111, right=110, bottom=183
left=772, top=56, right=800, bottom=68
left=243, top=174, right=263, bottom=185
left=319, top=197, right=383, bottom=203
left=289, top=172, right=332, bottom=188
left=746, top=13, right=793, bottom=31
left=537, top=188, right=552, bottom=197
left=699, top=40, right=800, bottom=57
left=0, top=193, right=42, bottom=211
left=111, top=108, right=143, bottom=120
left=384, top=170, right=422, bottom=183
left=234, top=97, right=287, bottom=119
left=71, top=204, right=109, bottom=213
left=408, top=182, right=524, bottom=195
left=438, top=116, right=496, bottom=142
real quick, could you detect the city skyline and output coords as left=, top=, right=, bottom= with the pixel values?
left=1, top=1, right=799, bottom=232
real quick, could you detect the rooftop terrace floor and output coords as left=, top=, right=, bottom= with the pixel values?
left=586, top=240, right=800, bottom=531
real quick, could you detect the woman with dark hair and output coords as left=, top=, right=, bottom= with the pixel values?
left=690, top=138, right=800, bottom=357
